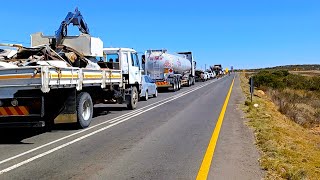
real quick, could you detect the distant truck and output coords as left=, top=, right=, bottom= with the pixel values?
left=143, top=50, right=196, bottom=91
left=212, top=64, right=223, bottom=77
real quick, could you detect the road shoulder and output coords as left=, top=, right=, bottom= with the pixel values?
left=209, top=75, right=264, bottom=179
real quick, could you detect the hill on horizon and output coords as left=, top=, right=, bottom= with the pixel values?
left=239, top=64, right=320, bottom=71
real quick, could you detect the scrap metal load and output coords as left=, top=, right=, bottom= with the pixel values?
left=0, top=43, right=99, bottom=69
left=144, top=50, right=196, bottom=91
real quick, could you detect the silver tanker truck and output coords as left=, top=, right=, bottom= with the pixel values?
left=143, top=49, right=196, bottom=91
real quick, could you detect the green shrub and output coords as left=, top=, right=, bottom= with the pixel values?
left=252, top=70, right=320, bottom=92
left=253, top=70, right=287, bottom=89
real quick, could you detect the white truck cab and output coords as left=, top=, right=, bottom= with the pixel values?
left=103, top=48, right=142, bottom=86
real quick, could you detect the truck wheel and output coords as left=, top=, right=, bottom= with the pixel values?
left=171, top=82, right=176, bottom=92
left=178, top=81, right=181, bottom=90
left=192, top=78, right=195, bottom=85
left=174, top=81, right=178, bottom=92
left=76, top=92, right=93, bottom=129
left=187, top=78, right=191, bottom=87
left=127, top=86, right=138, bottom=110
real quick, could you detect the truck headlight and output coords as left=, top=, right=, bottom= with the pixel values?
left=11, top=99, right=18, bottom=106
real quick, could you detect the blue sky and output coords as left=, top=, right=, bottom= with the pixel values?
left=0, top=0, right=319, bottom=69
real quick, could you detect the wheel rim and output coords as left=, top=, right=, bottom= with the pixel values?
left=132, top=89, right=138, bottom=105
left=145, top=91, right=148, bottom=100
left=155, top=90, right=158, bottom=97
left=82, top=100, right=91, bottom=121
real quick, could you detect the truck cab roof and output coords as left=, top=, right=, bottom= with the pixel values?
left=103, top=48, right=136, bottom=53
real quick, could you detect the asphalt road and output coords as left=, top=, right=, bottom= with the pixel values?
left=0, top=74, right=263, bottom=180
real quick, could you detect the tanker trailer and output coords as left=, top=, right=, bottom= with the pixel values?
left=143, top=49, right=196, bottom=91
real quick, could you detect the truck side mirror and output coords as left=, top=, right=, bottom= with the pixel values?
left=141, top=55, right=145, bottom=65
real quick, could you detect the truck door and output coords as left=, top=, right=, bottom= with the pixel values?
left=129, top=52, right=141, bottom=84
left=121, top=52, right=129, bottom=74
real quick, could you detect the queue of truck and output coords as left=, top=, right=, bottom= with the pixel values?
left=0, top=9, right=223, bottom=130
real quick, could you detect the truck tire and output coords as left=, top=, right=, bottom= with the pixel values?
left=187, top=78, right=191, bottom=87
left=173, top=81, right=178, bottom=92
left=171, top=82, right=176, bottom=92
left=127, top=86, right=138, bottom=110
left=178, top=81, right=181, bottom=90
left=76, top=92, right=93, bottom=129
left=176, top=79, right=181, bottom=91
left=192, top=77, right=195, bottom=85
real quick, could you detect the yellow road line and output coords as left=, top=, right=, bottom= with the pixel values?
left=196, top=77, right=235, bottom=180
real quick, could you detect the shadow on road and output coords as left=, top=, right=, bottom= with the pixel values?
left=93, top=106, right=129, bottom=118
left=0, top=128, right=45, bottom=144
left=0, top=106, right=129, bottom=144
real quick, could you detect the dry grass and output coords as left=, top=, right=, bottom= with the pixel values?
left=290, top=70, right=320, bottom=77
left=244, top=70, right=320, bottom=77
left=240, top=73, right=320, bottom=180
left=267, top=89, right=320, bottom=128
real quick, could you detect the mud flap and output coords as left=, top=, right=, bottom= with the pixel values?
left=54, top=90, right=77, bottom=124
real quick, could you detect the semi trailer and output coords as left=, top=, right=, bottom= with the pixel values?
left=143, top=50, right=196, bottom=91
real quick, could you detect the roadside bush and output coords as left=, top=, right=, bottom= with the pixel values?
left=253, top=70, right=287, bottom=89
left=310, top=76, right=320, bottom=91
left=252, top=70, right=320, bottom=127
left=253, top=70, right=320, bottom=92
